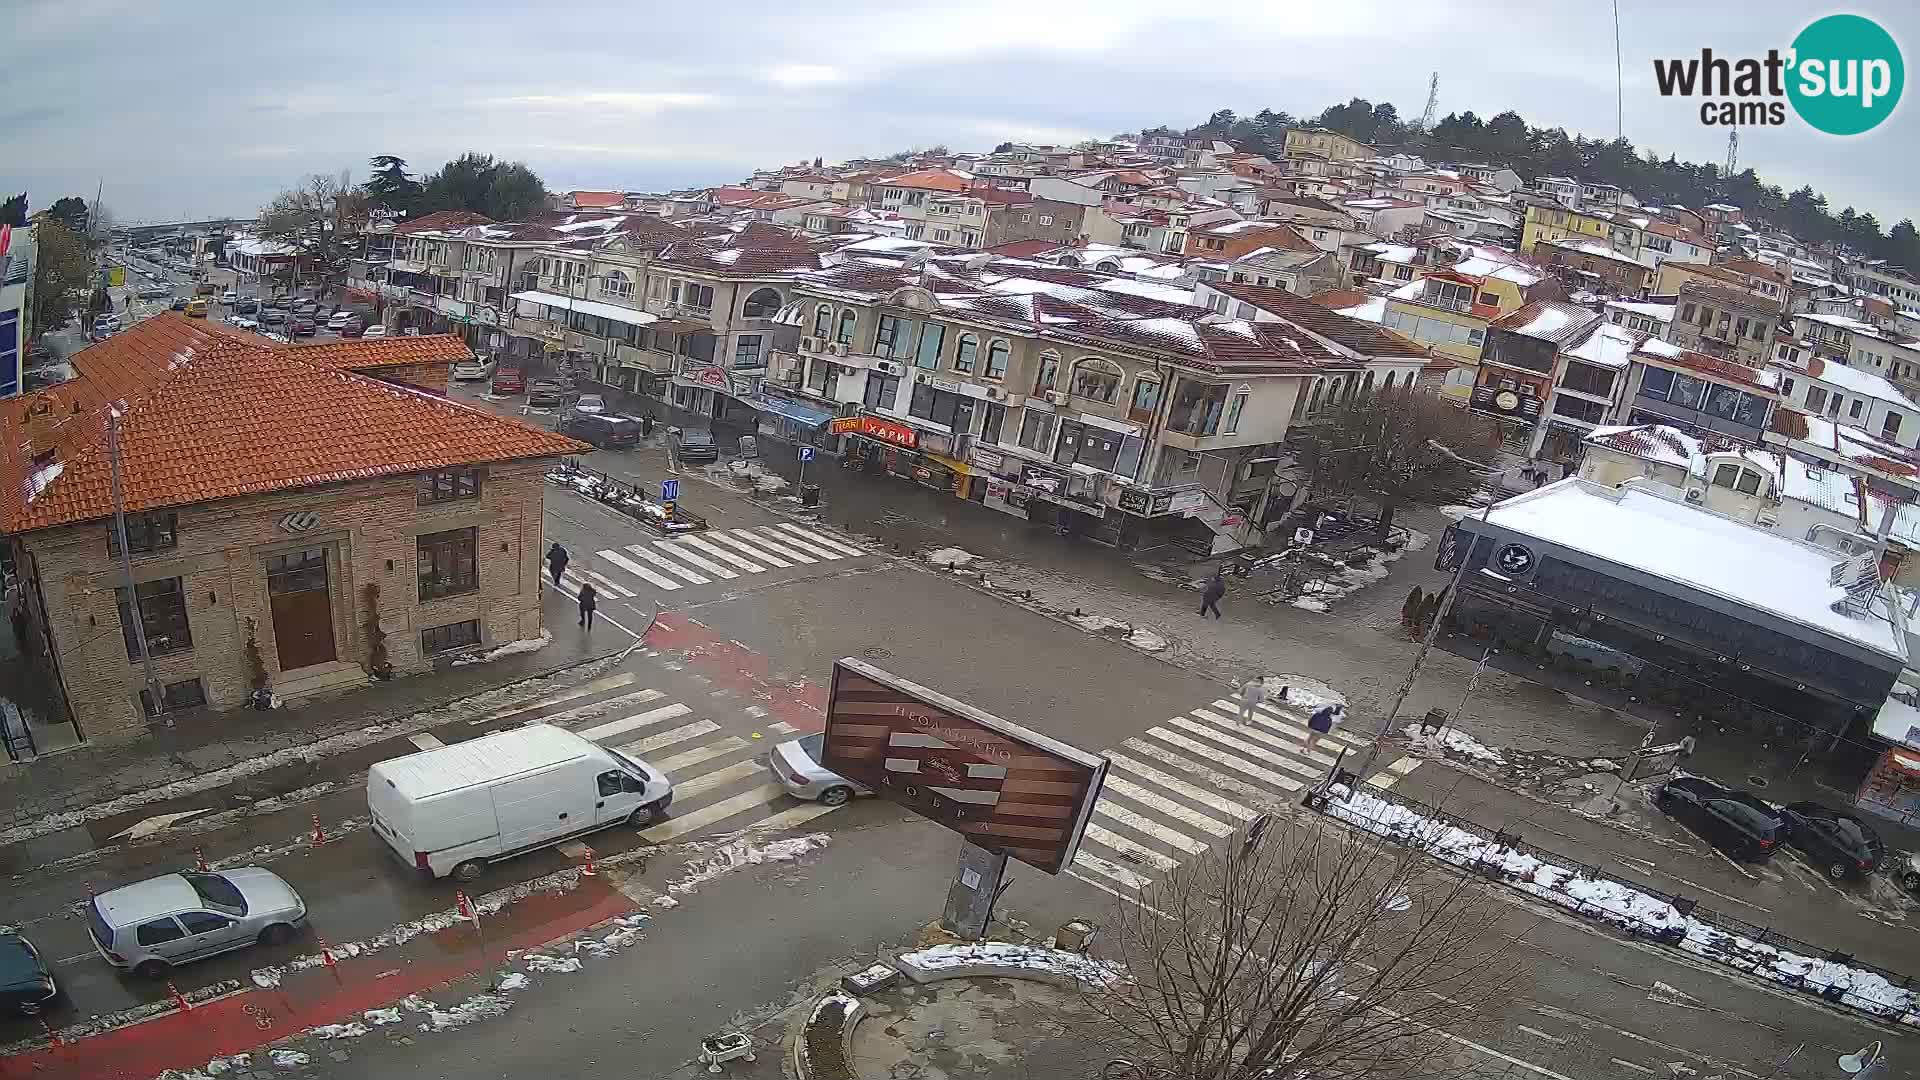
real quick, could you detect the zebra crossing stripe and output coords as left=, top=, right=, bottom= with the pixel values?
left=1191, top=708, right=1340, bottom=768
left=1100, top=775, right=1234, bottom=837
left=1066, top=871, right=1177, bottom=921
left=745, top=800, right=843, bottom=834
left=1144, top=727, right=1307, bottom=791
left=640, top=783, right=787, bottom=843
left=557, top=569, right=612, bottom=598
left=1247, top=701, right=1367, bottom=746
left=612, top=544, right=711, bottom=584
left=776, top=523, right=865, bottom=557
left=723, top=528, right=816, bottom=565
left=673, top=534, right=766, bottom=573
left=1083, top=823, right=1181, bottom=873
left=585, top=567, right=651, bottom=595
left=1164, top=716, right=1324, bottom=782
left=1093, top=800, right=1210, bottom=854
left=749, top=526, right=843, bottom=561
left=576, top=702, right=693, bottom=743
left=618, top=719, right=721, bottom=755
left=596, top=549, right=686, bottom=591
left=1072, top=850, right=1156, bottom=892
left=1227, top=707, right=1361, bottom=756
left=478, top=672, right=637, bottom=724
left=1111, top=743, right=1271, bottom=809
left=671, top=759, right=767, bottom=800
left=652, top=737, right=750, bottom=775
left=702, top=530, right=795, bottom=567
left=535, top=688, right=666, bottom=728
left=637, top=542, right=737, bottom=580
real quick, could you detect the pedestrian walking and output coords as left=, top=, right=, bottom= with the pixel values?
left=1305, top=703, right=1346, bottom=752
left=1236, top=677, right=1268, bottom=725
left=547, top=542, right=569, bottom=587
left=1199, top=572, right=1226, bottom=620
left=577, top=582, right=597, bottom=631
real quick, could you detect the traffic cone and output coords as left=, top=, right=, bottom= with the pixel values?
left=317, top=935, right=337, bottom=970
left=193, top=846, right=209, bottom=872
left=38, top=1014, right=62, bottom=1047
left=311, top=814, right=327, bottom=845
left=580, top=845, right=596, bottom=877
left=455, top=890, right=476, bottom=922
left=167, top=980, right=191, bottom=1011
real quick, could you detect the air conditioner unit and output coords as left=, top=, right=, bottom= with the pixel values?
left=1685, top=488, right=1703, bottom=502
left=875, top=359, right=906, bottom=377
left=832, top=342, right=849, bottom=356
left=800, top=336, right=819, bottom=352
left=1046, top=390, right=1069, bottom=405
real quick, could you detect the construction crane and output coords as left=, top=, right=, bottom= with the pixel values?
left=1416, top=72, right=1440, bottom=132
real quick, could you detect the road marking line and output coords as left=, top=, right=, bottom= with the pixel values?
left=1100, top=775, right=1234, bottom=837
left=408, top=733, right=445, bottom=750
left=1192, top=707, right=1340, bottom=767
left=535, top=688, right=667, bottom=729
left=653, top=737, right=750, bottom=775
left=638, top=542, right=737, bottom=580
left=577, top=702, right=693, bottom=743
left=1249, top=701, right=1366, bottom=745
left=672, top=534, right=766, bottom=573
left=727, top=527, right=819, bottom=564
left=1084, top=823, right=1181, bottom=872
left=1388, top=756, right=1423, bottom=775
left=1073, top=850, right=1155, bottom=891
left=1107, top=750, right=1260, bottom=822
left=671, top=760, right=767, bottom=800
left=776, top=523, right=865, bottom=557
left=1164, top=716, right=1322, bottom=781
left=1094, top=800, right=1210, bottom=855
left=1215, top=700, right=1363, bottom=751
left=559, top=568, right=628, bottom=598
left=1144, top=727, right=1306, bottom=792
left=747, top=526, right=843, bottom=561
left=1516, top=1025, right=1566, bottom=1044
left=746, top=800, right=844, bottom=833
left=640, top=783, right=786, bottom=842
left=1610, top=1060, right=1654, bottom=1074
left=1110, top=743, right=1270, bottom=810
left=616, top=719, right=720, bottom=755
left=584, top=567, right=652, bottom=596
left=768, top=721, right=797, bottom=735
left=611, top=544, right=710, bottom=584
left=596, top=550, right=685, bottom=591
left=1065, top=870, right=1177, bottom=921
left=702, top=530, right=797, bottom=567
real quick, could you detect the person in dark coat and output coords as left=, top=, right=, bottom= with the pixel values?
left=1199, top=572, right=1227, bottom=620
left=577, top=582, right=597, bottom=631
left=547, top=542, right=570, bottom=587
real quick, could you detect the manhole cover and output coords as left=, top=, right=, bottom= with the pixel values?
left=862, top=647, right=892, bottom=661
left=1747, top=775, right=1770, bottom=788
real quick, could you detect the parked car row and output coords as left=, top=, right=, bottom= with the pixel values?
left=1652, top=775, right=1886, bottom=880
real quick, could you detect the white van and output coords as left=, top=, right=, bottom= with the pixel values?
left=366, top=725, right=673, bottom=882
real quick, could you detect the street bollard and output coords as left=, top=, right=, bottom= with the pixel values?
left=311, top=814, right=327, bottom=845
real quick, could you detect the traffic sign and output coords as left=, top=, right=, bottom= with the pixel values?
left=798, top=446, right=815, bottom=463
left=660, top=478, right=679, bottom=501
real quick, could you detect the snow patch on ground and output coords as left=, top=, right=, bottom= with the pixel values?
left=1125, top=627, right=1169, bottom=652
left=1284, top=529, right=1428, bottom=614
left=1404, top=723, right=1507, bottom=764
left=309, top=1021, right=369, bottom=1040
left=1262, top=675, right=1347, bottom=713
left=496, top=972, right=529, bottom=991
left=416, top=991, right=515, bottom=1032
left=525, top=953, right=584, bottom=973
left=927, top=547, right=980, bottom=567
left=452, top=630, right=552, bottom=666
left=669, top=833, right=830, bottom=895
left=900, top=942, right=1122, bottom=987
left=364, top=1007, right=403, bottom=1026
left=1291, top=597, right=1330, bottom=613
left=269, top=1050, right=310, bottom=1068
left=1068, top=613, right=1131, bottom=634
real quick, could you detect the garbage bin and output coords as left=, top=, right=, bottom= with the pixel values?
left=800, top=484, right=821, bottom=508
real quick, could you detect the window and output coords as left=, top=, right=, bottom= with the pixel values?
left=1168, top=380, right=1231, bottom=435
left=1885, top=413, right=1904, bottom=439
left=953, top=334, right=978, bottom=374
left=1478, top=291, right=1499, bottom=307
left=179, top=911, right=233, bottom=936
left=914, top=323, right=946, bottom=370
left=1559, top=361, right=1615, bottom=397
left=1781, top=377, right=1795, bottom=398
left=599, top=271, right=633, bottom=299
left=1805, top=386, right=1829, bottom=413
left=864, top=372, right=900, bottom=411
left=985, top=340, right=1009, bottom=380
left=1070, top=358, right=1123, bottom=403
left=1736, top=470, right=1762, bottom=495
left=1129, top=378, right=1161, bottom=422
left=836, top=309, right=858, bottom=345
left=1849, top=398, right=1864, bottom=419
left=136, top=918, right=185, bottom=947
left=1430, top=280, right=1473, bottom=311
left=1712, top=463, right=1741, bottom=489
left=982, top=401, right=1007, bottom=444
left=417, top=528, right=478, bottom=600
left=1035, top=351, right=1061, bottom=393
left=1039, top=214, right=1053, bottom=226
left=108, top=511, right=179, bottom=556
left=1680, top=303, right=1697, bottom=324
left=934, top=229, right=952, bottom=243
left=417, top=468, right=482, bottom=505
left=877, top=314, right=914, bottom=356
left=1735, top=317, right=1749, bottom=340
left=733, top=334, right=765, bottom=368
left=742, top=288, right=782, bottom=318
left=1017, top=409, right=1056, bottom=453
left=117, top=577, right=192, bottom=660
left=908, top=382, right=962, bottom=427
left=422, top=619, right=482, bottom=655
left=807, top=359, right=840, bottom=397
left=1223, top=391, right=1248, bottom=434
left=141, top=678, right=206, bottom=717
left=812, top=305, right=832, bottom=337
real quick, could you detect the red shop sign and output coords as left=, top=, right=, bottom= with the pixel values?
left=859, top=416, right=918, bottom=449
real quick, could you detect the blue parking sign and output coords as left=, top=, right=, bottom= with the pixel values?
left=660, top=478, right=679, bottom=501
left=798, top=446, right=815, bottom=462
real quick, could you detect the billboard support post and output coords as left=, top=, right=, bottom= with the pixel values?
left=941, top=840, right=1009, bottom=941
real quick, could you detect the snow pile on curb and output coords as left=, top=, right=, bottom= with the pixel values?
left=1125, top=627, right=1169, bottom=652
left=1262, top=675, right=1346, bottom=713
left=453, top=630, right=552, bottom=666
left=1286, top=529, right=1429, bottom=615
left=1403, top=724, right=1507, bottom=764
left=525, top=954, right=584, bottom=973
left=269, top=1050, right=310, bottom=1068
left=669, top=833, right=829, bottom=895
left=1323, top=786, right=1919, bottom=1021
left=927, top=547, right=979, bottom=568
left=1069, top=613, right=1131, bottom=634
left=309, top=1022, right=368, bottom=1040
left=899, top=942, right=1121, bottom=987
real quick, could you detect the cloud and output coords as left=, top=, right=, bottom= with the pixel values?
left=477, top=91, right=719, bottom=113
left=763, top=65, right=849, bottom=89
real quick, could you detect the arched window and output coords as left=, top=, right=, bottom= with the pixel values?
left=1383, top=371, right=1398, bottom=392
left=812, top=304, right=832, bottom=337
left=1362, top=370, right=1376, bottom=393
left=836, top=309, right=857, bottom=345
left=742, top=287, right=783, bottom=318
left=985, top=340, right=1010, bottom=379
left=1308, top=378, right=1326, bottom=413
left=1070, top=357, right=1124, bottom=404
left=599, top=270, right=633, bottom=299
left=1034, top=350, right=1061, bottom=393
left=1129, top=376, right=1161, bottom=421
left=954, top=334, right=979, bottom=374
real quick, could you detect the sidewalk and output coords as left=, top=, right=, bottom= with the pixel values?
left=0, top=586, right=624, bottom=833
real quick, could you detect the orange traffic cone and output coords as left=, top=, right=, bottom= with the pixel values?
left=193, top=846, right=209, bottom=872
left=167, top=980, right=192, bottom=1011
left=317, top=935, right=337, bottom=969
left=581, top=845, right=597, bottom=877
left=310, top=814, right=327, bottom=845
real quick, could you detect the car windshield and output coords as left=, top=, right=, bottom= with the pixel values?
left=683, top=432, right=715, bottom=446
left=798, top=733, right=826, bottom=763
left=606, top=745, right=652, bottom=781
left=185, top=872, right=248, bottom=915
left=0, top=936, right=42, bottom=984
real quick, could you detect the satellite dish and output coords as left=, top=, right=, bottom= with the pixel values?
left=1839, top=1043, right=1883, bottom=1075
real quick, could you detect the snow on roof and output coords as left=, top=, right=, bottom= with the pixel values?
left=1362, top=242, right=1416, bottom=263
left=1566, top=322, right=1642, bottom=368
left=1207, top=219, right=1278, bottom=234
left=1515, top=306, right=1572, bottom=337
left=1474, top=480, right=1900, bottom=655
left=1336, top=295, right=1386, bottom=323
left=1639, top=337, right=1683, bottom=357
left=1584, top=424, right=1698, bottom=468
left=1452, top=256, right=1544, bottom=286
left=1092, top=277, right=1194, bottom=304
left=1872, top=695, right=1920, bottom=750
left=1605, top=300, right=1676, bottom=323
left=1810, top=357, right=1920, bottom=408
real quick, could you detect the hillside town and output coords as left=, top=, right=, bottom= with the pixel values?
left=6, top=88, right=1920, bottom=1080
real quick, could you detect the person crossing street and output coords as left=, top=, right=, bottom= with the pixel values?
left=577, top=581, right=597, bottom=632
left=1199, top=572, right=1226, bottom=620
left=547, top=542, right=570, bottom=587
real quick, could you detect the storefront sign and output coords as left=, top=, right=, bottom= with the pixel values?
left=1167, top=489, right=1209, bottom=515
left=828, top=417, right=862, bottom=435
left=859, top=416, right=918, bottom=449
left=1117, top=489, right=1151, bottom=515
left=928, top=376, right=961, bottom=392
left=918, top=430, right=953, bottom=456
left=684, top=365, right=729, bottom=388
left=727, top=372, right=760, bottom=398
left=970, top=447, right=1004, bottom=473
left=1150, top=492, right=1175, bottom=515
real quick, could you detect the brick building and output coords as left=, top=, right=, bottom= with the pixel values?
left=0, top=314, right=586, bottom=743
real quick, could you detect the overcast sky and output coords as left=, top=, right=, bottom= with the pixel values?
left=2, top=0, right=1911, bottom=226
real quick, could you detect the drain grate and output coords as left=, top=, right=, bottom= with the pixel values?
left=1747, top=775, right=1770, bottom=789
left=861, top=647, right=892, bottom=661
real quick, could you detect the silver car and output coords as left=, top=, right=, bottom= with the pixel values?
left=87, top=868, right=307, bottom=977
left=770, top=733, right=870, bottom=806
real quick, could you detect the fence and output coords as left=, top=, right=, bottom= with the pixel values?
left=545, top=460, right=707, bottom=534
left=1307, top=774, right=1920, bottom=1029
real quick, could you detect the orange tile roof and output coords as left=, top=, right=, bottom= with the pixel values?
left=391, top=210, right=495, bottom=235
left=875, top=168, right=974, bottom=193
left=1, top=314, right=585, bottom=534
left=290, top=335, right=472, bottom=371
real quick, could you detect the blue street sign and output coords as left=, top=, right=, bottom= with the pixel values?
left=798, top=446, right=815, bottom=463
left=660, top=478, right=679, bottom=501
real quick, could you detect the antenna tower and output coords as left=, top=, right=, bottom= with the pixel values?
left=1724, top=129, right=1739, bottom=177
left=1417, top=72, right=1440, bottom=132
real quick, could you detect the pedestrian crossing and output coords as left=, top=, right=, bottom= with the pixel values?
left=1067, top=696, right=1423, bottom=902
left=554, top=523, right=870, bottom=599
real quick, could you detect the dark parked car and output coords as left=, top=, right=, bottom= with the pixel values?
left=0, top=931, right=57, bottom=1015
left=235, top=299, right=260, bottom=314
left=169, top=297, right=190, bottom=311
left=338, top=318, right=364, bottom=338
left=527, top=379, right=565, bottom=408
left=290, top=316, right=317, bottom=336
left=260, top=308, right=287, bottom=326
left=675, top=428, right=719, bottom=463
left=560, top=411, right=641, bottom=449
left=1780, top=802, right=1884, bottom=880
left=1652, top=776, right=1786, bottom=862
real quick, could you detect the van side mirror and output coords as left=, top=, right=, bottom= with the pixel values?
left=622, top=775, right=647, bottom=793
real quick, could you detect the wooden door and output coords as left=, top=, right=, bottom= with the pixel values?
left=267, top=548, right=336, bottom=670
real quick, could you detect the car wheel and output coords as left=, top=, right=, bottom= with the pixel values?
left=133, top=959, right=170, bottom=979
left=819, top=786, right=854, bottom=807
left=19, top=1000, right=41, bottom=1016
left=1904, top=870, right=1920, bottom=892
left=258, top=923, right=295, bottom=947
left=627, top=804, right=658, bottom=827
left=452, top=860, right=486, bottom=883
left=1827, top=861, right=1853, bottom=882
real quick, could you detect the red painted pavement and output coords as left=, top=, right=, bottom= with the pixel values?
left=2, top=880, right=636, bottom=1080
left=646, top=616, right=827, bottom=733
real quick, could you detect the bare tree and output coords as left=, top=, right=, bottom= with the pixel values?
left=1309, top=386, right=1502, bottom=536
left=1081, top=815, right=1525, bottom=1080
left=256, top=170, right=366, bottom=292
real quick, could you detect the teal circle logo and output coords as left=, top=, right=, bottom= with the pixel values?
left=1788, top=14, right=1904, bottom=135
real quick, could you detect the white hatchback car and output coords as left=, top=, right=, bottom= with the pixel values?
left=88, top=868, right=307, bottom=978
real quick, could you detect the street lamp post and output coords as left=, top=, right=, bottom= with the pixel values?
left=1839, top=1042, right=1886, bottom=1079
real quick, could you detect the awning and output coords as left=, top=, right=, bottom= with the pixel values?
left=754, top=397, right=834, bottom=428
left=509, top=290, right=659, bottom=328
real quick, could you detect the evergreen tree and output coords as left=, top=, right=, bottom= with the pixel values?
left=0, top=194, right=25, bottom=227
left=46, top=196, right=88, bottom=235
left=364, top=155, right=422, bottom=213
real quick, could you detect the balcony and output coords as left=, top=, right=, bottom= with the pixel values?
left=664, top=299, right=715, bottom=321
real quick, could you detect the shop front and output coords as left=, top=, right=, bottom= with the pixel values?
left=752, top=391, right=838, bottom=448
left=672, top=361, right=761, bottom=433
